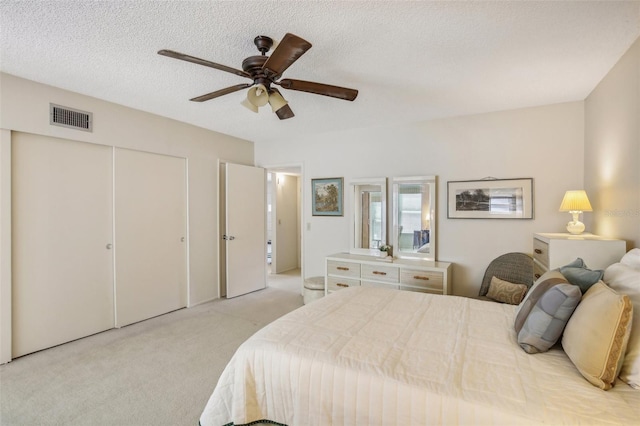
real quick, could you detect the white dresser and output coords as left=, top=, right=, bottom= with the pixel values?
left=325, top=253, right=452, bottom=295
left=533, top=233, right=626, bottom=279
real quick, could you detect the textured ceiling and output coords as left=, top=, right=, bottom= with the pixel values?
left=1, top=1, right=639, bottom=144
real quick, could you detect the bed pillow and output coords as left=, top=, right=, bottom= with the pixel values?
left=486, top=276, right=528, bottom=305
left=559, top=258, right=604, bottom=294
left=620, top=248, right=640, bottom=270
left=562, top=281, right=633, bottom=390
left=514, top=273, right=581, bottom=354
left=604, top=262, right=640, bottom=389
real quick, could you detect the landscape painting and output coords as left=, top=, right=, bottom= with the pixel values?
left=447, top=178, right=533, bottom=219
left=312, top=177, right=343, bottom=216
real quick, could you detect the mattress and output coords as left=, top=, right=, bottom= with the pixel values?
left=200, top=286, right=640, bottom=425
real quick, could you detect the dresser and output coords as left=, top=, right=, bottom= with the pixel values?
left=532, top=233, right=626, bottom=279
left=325, top=253, right=452, bottom=295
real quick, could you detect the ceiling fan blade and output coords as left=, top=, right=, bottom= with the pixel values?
left=158, top=49, right=251, bottom=79
left=190, top=84, right=252, bottom=102
left=278, top=79, right=358, bottom=101
left=262, top=33, right=312, bottom=78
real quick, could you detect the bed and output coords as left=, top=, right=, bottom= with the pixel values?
left=200, top=258, right=640, bottom=426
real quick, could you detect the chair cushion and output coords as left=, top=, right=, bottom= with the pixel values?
left=486, top=276, right=528, bottom=305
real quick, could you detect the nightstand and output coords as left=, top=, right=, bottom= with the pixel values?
left=532, top=233, right=626, bottom=279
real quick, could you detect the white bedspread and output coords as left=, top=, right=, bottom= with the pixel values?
left=200, top=287, right=640, bottom=426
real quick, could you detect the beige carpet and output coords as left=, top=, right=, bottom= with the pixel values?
left=0, top=284, right=303, bottom=426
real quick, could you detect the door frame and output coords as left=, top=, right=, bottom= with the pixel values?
left=262, top=162, right=305, bottom=290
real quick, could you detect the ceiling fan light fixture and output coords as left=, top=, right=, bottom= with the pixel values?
left=268, top=89, right=288, bottom=113
left=246, top=83, right=269, bottom=107
left=275, top=104, right=295, bottom=120
left=241, top=97, right=259, bottom=113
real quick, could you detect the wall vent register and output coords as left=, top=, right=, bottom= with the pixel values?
left=50, top=103, right=93, bottom=132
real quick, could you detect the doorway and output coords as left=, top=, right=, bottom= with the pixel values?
left=266, top=166, right=302, bottom=294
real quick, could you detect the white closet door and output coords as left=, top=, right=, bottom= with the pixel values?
left=12, top=133, right=114, bottom=358
left=114, top=148, right=187, bottom=327
left=225, top=163, right=266, bottom=298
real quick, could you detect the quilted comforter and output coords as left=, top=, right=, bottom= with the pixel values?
left=200, top=287, right=639, bottom=425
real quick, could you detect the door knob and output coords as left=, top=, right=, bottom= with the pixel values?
left=181, top=237, right=185, bottom=242
left=106, top=244, right=113, bottom=249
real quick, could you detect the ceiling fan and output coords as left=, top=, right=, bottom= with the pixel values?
left=158, top=33, right=359, bottom=120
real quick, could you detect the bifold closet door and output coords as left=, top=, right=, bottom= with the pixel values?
left=12, top=133, right=114, bottom=358
left=114, top=148, right=187, bottom=327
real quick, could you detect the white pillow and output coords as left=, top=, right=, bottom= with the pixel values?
left=620, top=248, right=640, bottom=270
left=604, top=262, right=640, bottom=388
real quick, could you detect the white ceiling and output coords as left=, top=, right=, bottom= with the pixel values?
left=1, top=1, right=639, bottom=144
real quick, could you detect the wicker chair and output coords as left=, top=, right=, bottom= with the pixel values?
left=478, top=252, right=534, bottom=298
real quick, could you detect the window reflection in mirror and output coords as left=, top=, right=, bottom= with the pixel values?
left=392, top=176, right=436, bottom=260
left=350, top=178, right=387, bottom=255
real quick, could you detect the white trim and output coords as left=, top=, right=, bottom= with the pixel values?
left=0, top=129, right=12, bottom=363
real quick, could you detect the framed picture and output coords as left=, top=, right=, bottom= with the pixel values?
left=447, top=178, right=533, bottom=219
left=312, top=177, right=343, bottom=216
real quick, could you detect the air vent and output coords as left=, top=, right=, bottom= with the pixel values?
left=50, top=104, right=93, bottom=132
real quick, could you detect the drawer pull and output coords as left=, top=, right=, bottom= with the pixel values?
left=413, top=275, right=430, bottom=281
left=373, top=271, right=387, bottom=276
left=337, top=266, right=350, bottom=271
left=336, top=283, right=349, bottom=288
left=534, top=249, right=542, bottom=254
left=534, top=274, right=541, bottom=279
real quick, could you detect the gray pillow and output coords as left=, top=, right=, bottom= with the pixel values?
left=559, top=258, right=604, bottom=294
left=514, top=273, right=582, bottom=354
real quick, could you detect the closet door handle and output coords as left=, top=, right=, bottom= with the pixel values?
left=106, top=244, right=113, bottom=250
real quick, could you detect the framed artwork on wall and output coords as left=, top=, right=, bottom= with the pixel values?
left=447, top=178, right=534, bottom=219
left=312, top=177, right=343, bottom=216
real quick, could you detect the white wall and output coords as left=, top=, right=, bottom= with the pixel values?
left=0, top=73, right=253, bottom=362
left=585, top=37, right=640, bottom=249
left=257, top=102, right=585, bottom=297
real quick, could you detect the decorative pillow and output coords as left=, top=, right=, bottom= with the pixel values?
left=486, top=276, right=528, bottom=305
left=514, top=273, right=581, bottom=354
left=562, top=281, right=633, bottom=390
left=559, top=258, right=604, bottom=294
left=604, top=262, right=640, bottom=388
left=620, top=248, right=640, bottom=270
left=516, top=270, right=566, bottom=317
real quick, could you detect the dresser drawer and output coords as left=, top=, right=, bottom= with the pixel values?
left=400, top=285, right=442, bottom=295
left=327, top=260, right=360, bottom=278
left=533, top=238, right=550, bottom=268
left=362, top=281, right=399, bottom=290
left=362, top=264, right=399, bottom=283
left=327, top=276, right=360, bottom=291
left=400, top=269, right=443, bottom=289
left=533, top=261, right=548, bottom=281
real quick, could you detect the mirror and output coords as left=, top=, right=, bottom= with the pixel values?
left=349, top=178, right=387, bottom=255
left=392, top=176, right=437, bottom=260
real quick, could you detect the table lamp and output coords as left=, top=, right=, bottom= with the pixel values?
left=559, top=190, right=592, bottom=235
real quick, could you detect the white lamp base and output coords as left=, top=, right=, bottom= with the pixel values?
left=566, top=220, right=585, bottom=235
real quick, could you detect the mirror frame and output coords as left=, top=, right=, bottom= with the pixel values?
left=349, top=177, right=387, bottom=256
left=391, top=175, right=437, bottom=261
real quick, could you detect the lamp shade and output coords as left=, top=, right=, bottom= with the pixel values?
left=559, top=190, right=592, bottom=212
left=246, top=84, right=269, bottom=107
left=240, top=97, right=259, bottom=113
left=268, top=88, right=288, bottom=113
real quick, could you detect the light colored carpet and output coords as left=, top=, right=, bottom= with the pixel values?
left=0, top=285, right=303, bottom=426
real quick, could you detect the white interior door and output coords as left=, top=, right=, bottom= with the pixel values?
left=114, top=148, right=187, bottom=327
left=225, top=163, right=266, bottom=298
left=12, top=133, right=114, bottom=357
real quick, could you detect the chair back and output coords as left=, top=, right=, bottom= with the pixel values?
left=479, top=252, right=534, bottom=297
